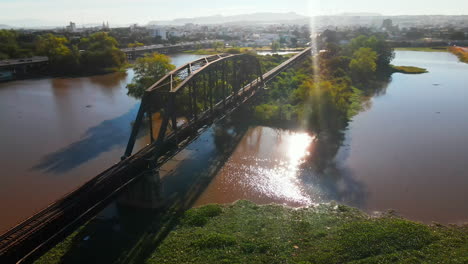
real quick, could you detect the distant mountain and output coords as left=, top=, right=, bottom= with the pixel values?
left=148, top=12, right=309, bottom=25
left=0, top=24, right=14, bottom=29
left=337, top=12, right=382, bottom=17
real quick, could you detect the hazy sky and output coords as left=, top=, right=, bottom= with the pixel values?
left=1, top=0, right=467, bottom=26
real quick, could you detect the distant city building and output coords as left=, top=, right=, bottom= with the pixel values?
left=66, top=21, right=76, bottom=32
left=102, top=21, right=110, bottom=30
left=382, top=19, right=393, bottom=30
left=149, top=27, right=167, bottom=40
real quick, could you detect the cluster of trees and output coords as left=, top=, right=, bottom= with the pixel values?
left=0, top=29, right=35, bottom=59
left=0, top=29, right=126, bottom=74
left=254, top=35, right=394, bottom=125
left=126, top=53, right=175, bottom=98
left=253, top=35, right=394, bottom=171
left=36, top=32, right=126, bottom=74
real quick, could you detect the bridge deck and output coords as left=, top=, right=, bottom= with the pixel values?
left=0, top=47, right=311, bottom=263
left=0, top=57, right=48, bottom=68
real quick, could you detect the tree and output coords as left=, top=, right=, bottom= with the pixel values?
left=127, top=41, right=144, bottom=48
left=212, top=41, right=223, bottom=51
left=36, top=33, right=79, bottom=73
left=349, top=47, right=377, bottom=84
left=80, top=32, right=126, bottom=72
left=346, top=35, right=394, bottom=70
left=271, top=41, right=280, bottom=52
left=0, top=30, right=19, bottom=59
left=126, top=53, right=175, bottom=98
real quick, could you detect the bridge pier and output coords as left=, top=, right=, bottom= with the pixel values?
left=117, top=167, right=163, bottom=209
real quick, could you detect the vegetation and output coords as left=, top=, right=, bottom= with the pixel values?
left=127, top=41, right=145, bottom=48
left=395, top=47, right=448, bottom=52
left=36, top=33, right=80, bottom=73
left=126, top=52, right=175, bottom=98
left=391, top=65, right=428, bottom=74
left=148, top=201, right=467, bottom=264
left=0, top=30, right=126, bottom=75
left=252, top=35, right=394, bottom=125
left=0, top=30, right=23, bottom=59
left=78, top=32, right=127, bottom=73
left=35, top=201, right=468, bottom=264
left=271, top=40, right=281, bottom=52
left=449, top=46, right=468, bottom=63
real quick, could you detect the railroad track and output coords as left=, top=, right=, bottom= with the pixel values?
left=0, top=47, right=311, bottom=263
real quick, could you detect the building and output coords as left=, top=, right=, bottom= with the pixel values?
left=149, top=27, right=167, bottom=40
left=66, top=21, right=76, bottom=32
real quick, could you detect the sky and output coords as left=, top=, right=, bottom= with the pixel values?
left=1, top=0, right=468, bottom=27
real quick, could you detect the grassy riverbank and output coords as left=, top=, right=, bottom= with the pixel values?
left=391, top=65, right=428, bottom=74
left=395, top=47, right=448, bottom=52
left=35, top=201, right=468, bottom=264
left=449, top=46, right=468, bottom=63
left=148, top=201, right=467, bottom=264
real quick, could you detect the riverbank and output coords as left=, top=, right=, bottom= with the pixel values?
left=448, top=46, right=468, bottom=63
left=36, top=200, right=468, bottom=264
left=395, top=47, right=448, bottom=52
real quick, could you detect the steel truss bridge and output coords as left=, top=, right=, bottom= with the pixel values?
left=0, top=47, right=311, bottom=263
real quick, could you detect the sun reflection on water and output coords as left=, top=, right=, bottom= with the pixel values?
left=230, top=129, right=316, bottom=206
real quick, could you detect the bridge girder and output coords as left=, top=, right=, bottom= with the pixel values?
left=123, top=53, right=264, bottom=158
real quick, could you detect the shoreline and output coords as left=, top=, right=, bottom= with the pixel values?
left=35, top=200, right=468, bottom=264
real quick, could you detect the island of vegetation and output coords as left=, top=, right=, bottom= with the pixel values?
left=391, top=65, right=428, bottom=74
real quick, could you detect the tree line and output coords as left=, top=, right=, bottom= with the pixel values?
left=0, top=29, right=126, bottom=74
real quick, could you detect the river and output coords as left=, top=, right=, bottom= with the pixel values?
left=0, top=50, right=467, bottom=235
left=194, top=50, right=468, bottom=224
left=0, top=53, right=207, bottom=233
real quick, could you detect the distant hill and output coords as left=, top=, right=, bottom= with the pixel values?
left=148, top=12, right=309, bottom=25
left=338, top=12, right=382, bottom=16
left=0, top=24, right=14, bottom=29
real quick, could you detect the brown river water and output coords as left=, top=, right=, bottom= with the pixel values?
left=0, top=51, right=467, bottom=234
left=194, top=51, right=468, bottom=224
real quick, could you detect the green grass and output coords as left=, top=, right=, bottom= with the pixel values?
left=145, top=201, right=467, bottom=264
left=391, top=65, right=428, bottom=74
left=34, top=201, right=468, bottom=264
left=395, top=47, right=448, bottom=52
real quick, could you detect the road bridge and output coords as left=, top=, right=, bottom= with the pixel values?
left=121, top=40, right=222, bottom=60
left=0, top=57, right=49, bottom=80
left=0, top=47, right=311, bottom=263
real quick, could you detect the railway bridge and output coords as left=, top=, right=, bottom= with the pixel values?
left=0, top=47, right=311, bottom=263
